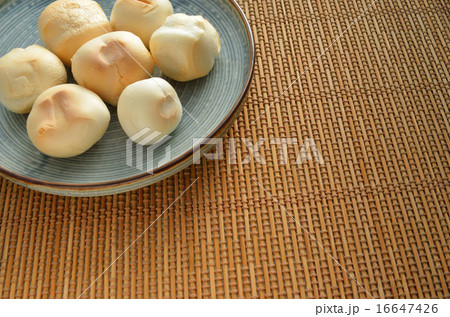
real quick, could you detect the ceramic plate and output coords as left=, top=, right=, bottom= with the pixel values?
left=0, top=0, right=254, bottom=196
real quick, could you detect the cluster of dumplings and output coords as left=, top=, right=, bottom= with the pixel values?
left=0, top=0, right=220, bottom=158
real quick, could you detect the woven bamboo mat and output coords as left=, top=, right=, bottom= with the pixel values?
left=0, top=0, right=449, bottom=298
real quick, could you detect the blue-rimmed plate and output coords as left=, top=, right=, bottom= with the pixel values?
left=0, top=0, right=254, bottom=196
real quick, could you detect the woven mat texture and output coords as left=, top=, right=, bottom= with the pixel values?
left=0, top=0, right=449, bottom=298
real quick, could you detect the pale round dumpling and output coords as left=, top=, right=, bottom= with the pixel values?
left=150, top=13, right=220, bottom=82
left=72, top=31, right=155, bottom=105
left=38, top=0, right=112, bottom=65
left=110, top=0, right=173, bottom=48
left=0, top=45, right=67, bottom=114
left=27, top=84, right=111, bottom=158
left=118, top=78, right=182, bottom=145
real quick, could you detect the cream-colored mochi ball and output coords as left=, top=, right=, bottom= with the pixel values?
left=27, top=84, right=111, bottom=158
left=0, top=45, right=67, bottom=114
left=110, top=0, right=173, bottom=48
left=72, top=31, right=155, bottom=105
left=38, top=0, right=112, bottom=65
left=118, top=78, right=182, bottom=145
left=150, top=13, right=220, bottom=82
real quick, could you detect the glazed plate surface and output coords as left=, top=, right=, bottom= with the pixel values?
left=0, top=0, right=254, bottom=196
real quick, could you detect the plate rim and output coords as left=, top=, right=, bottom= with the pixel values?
left=0, top=0, right=255, bottom=194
